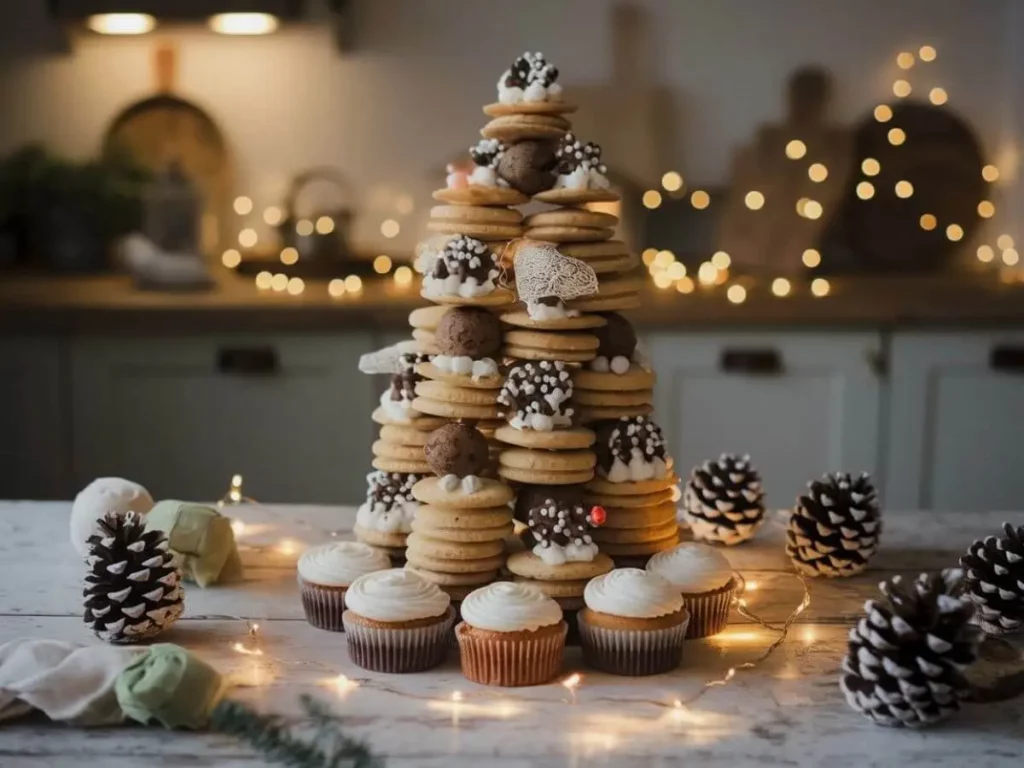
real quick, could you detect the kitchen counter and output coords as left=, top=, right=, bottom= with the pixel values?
left=2, top=270, right=1024, bottom=334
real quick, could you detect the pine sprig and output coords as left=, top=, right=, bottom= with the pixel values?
left=210, top=695, right=384, bottom=768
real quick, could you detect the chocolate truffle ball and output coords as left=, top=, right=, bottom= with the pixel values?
left=435, top=307, right=503, bottom=359
left=496, top=140, right=557, bottom=195
left=424, top=423, right=490, bottom=478
left=594, top=313, right=637, bottom=359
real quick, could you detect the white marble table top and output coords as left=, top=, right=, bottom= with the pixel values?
left=1, top=502, right=1022, bottom=767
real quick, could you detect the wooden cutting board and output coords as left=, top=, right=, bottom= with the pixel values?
left=103, top=43, right=233, bottom=256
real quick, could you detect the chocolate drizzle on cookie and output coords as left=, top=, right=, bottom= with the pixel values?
left=527, top=497, right=601, bottom=551
left=389, top=353, right=430, bottom=403
left=555, top=132, right=607, bottom=176
left=505, top=52, right=559, bottom=89
left=497, top=360, right=574, bottom=430
left=429, top=234, right=499, bottom=286
left=366, top=470, right=422, bottom=509
left=594, top=416, right=668, bottom=477
left=469, top=138, right=505, bottom=170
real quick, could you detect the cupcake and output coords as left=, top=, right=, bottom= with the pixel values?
left=577, top=568, right=689, bottom=676
left=646, top=543, right=737, bottom=638
left=297, top=542, right=391, bottom=631
left=456, top=582, right=567, bottom=687
left=342, top=569, right=455, bottom=673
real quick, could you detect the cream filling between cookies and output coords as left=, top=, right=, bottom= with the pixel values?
left=466, top=165, right=508, bottom=189
left=378, top=390, right=420, bottom=423
left=432, top=354, right=499, bottom=381
left=604, top=449, right=669, bottom=483
left=526, top=300, right=580, bottom=321
left=423, top=273, right=497, bottom=300
left=554, top=166, right=611, bottom=191
left=533, top=540, right=599, bottom=566
left=356, top=499, right=419, bottom=534
left=590, top=354, right=632, bottom=375
left=497, top=74, right=563, bottom=104
left=439, top=474, right=482, bottom=494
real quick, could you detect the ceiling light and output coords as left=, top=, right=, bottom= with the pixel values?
left=209, top=13, right=279, bottom=35
left=86, top=13, right=155, bottom=35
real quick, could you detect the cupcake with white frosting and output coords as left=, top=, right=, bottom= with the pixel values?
left=342, top=569, right=455, bottom=672
left=456, top=582, right=567, bottom=686
left=577, top=568, right=689, bottom=676
left=646, top=543, right=737, bottom=638
left=297, top=542, right=391, bottom=631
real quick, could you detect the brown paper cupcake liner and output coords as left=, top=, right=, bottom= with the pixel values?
left=681, top=578, right=737, bottom=639
left=456, top=621, right=567, bottom=687
left=343, top=607, right=455, bottom=673
left=577, top=613, right=688, bottom=676
left=298, top=577, right=348, bottom=632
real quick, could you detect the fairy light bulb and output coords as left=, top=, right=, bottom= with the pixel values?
left=977, top=201, right=995, bottom=218
left=861, top=158, right=880, bottom=176
left=690, top=190, right=710, bottom=210
left=997, top=234, right=1015, bottom=250
left=328, top=279, right=346, bottom=297
left=919, top=45, right=937, bottom=62
left=802, top=249, right=822, bottom=268
left=887, top=128, right=906, bottom=146
left=874, top=105, right=893, bottom=123
left=394, top=266, right=413, bottom=287
left=697, top=262, right=718, bottom=285
left=373, top=255, right=392, bottom=274
left=946, top=224, right=964, bottom=242
left=771, top=277, right=791, bottom=297
left=785, top=140, right=807, bottom=159
left=744, top=191, right=765, bottom=210
left=893, top=80, right=912, bottom=98
left=929, top=87, right=948, bottom=106
left=711, top=251, right=731, bottom=270
left=895, top=180, right=914, bottom=199
left=982, top=165, right=1000, bottom=182
left=221, top=249, right=241, bottom=268
left=726, top=284, right=747, bottom=304
left=676, top=276, right=695, bottom=294
left=661, top=171, right=684, bottom=192
left=811, top=278, right=830, bottom=297
left=919, top=214, right=937, bottom=231
left=977, top=245, right=995, bottom=263
left=856, top=181, right=875, bottom=200
left=808, top=163, right=828, bottom=183
left=896, top=51, right=915, bottom=69
left=642, top=190, right=662, bottom=209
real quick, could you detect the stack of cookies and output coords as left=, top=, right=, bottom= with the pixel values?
left=584, top=417, right=682, bottom=566
left=571, top=314, right=655, bottom=424
left=407, top=424, right=516, bottom=602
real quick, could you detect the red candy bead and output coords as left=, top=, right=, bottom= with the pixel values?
left=589, top=505, right=607, bottom=526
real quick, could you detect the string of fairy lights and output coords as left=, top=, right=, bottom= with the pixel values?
left=217, top=476, right=815, bottom=726
left=641, top=42, right=1020, bottom=302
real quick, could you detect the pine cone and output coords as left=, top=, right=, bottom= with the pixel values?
left=786, top=472, right=881, bottom=577
left=960, top=523, right=1024, bottom=635
left=840, top=572, right=982, bottom=727
left=84, top=511, right=184, bottom=644
left=682, top=454, right=764, bottom=545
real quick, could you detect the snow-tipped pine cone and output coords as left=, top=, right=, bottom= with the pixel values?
left=960, top=522, right=1024, bottom=635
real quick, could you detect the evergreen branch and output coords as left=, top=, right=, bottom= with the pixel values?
left=210, top=695, right=384, bottom=768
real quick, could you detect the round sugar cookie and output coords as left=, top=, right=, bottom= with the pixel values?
left=493, top=425, right=595, bottom=450
left=481, top=114, right=569, bottom=142
left=378, top=424, right=432, bottom=447
left=506, top=551, right=614, bottom=581
left=430, top=205, right=523, bottom=224
left=498, top=465, right=594, bottom=485
left=353, top=525, right=408, bottom=549
left=415, top=362, right=504, bottom=390
left=585, top=475, right=679, bottom=496
left=412, top=397, right=501, bottom=421
left=371, top=440, right=425, bottom=462
left=371, top=408, right=447, bottom=430
left=511, top=577, right=590, bottom=598
left=591, top=520, right=681, bottom=544
left=371, top=456, right=432, bottom=474
left=577, top=403, right=653, bottom=422
left=503, top=345, right=596, bottom=363
left=586, top=254, right=640, bottom=275
left=573, top=367, right=655, bottom=392
left=573, top=389, right=653, bottom=407
left=405, top=566, right=498, bottom=587
left=558, top=240, right=630, bottom=259
left=433, top=187, right=529, bottom=207
left=414, top=504, right=513, bottom=530
left=566, top=293, right=641, bottom=313
left=503, top=330, right=600, bottom=353
left=523, top=209, right=619, bottom=229
left=500, top=311, right=606, bottom=331
left=426, top=220, right=523, bottom=241
left=533, top=188, right=622, bottom=205
left=412, top=476, right=515, bottom=508
left=499, top=447, right=595, bottom=472
left=406, top=533, right=505, bottom=561
left=411, top=519, right=513, bottom=543
left=583, top=488, right=676, bottom=509
left=411, top=327, right=438, bottom=344
left=595, top=273, right=647, bottom=296
left=420, top=288, right=516, bottom=308
left=405, top=549, right=506, bottom=574
left=408, top=304, right=451, bottom=331
left=414, top=379, right=500, bottom=406
left=601, top=503, right=679, bottom=530
left=596, top=533, right=680, bottom=557
left=524, top=226, right=614, bottom=243
left=482, top=101, right=577, bottom=117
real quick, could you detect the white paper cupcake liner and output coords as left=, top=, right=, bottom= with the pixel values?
left=577, top=613, right=689, bottom=676
left=456, top=621, right=567, bottom=687
left=681, top=578, right=736, bottom=638
left=343, top=607, right=455, bottom=673
left=298, top=577, right=347, bottom=632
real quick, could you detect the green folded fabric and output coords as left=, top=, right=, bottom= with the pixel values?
left=145, top=501, right=244, bottom=587
left=115, top=644, right=225, bottom=730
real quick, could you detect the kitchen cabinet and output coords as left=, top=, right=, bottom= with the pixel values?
left=71, top=334, right=378, bottom=504
left=646, top=332, right=884, bottom=509
left=0, top=338, right=72, bottom=499
left=885, top=331, right=1024, bottom=511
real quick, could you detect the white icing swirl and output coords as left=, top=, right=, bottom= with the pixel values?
left=344, top=569, right=450, bottom=622
left=466, top=165, right=509, bottom=188
left=423, top=273, right=496, bottom=299
left=460, top=582, right=562, bottom=632
left=532, top=540, right=598, bottom=565
left=583, top=568, right=684, bottom=618
left=525, top=300, right=580, bottom=322
left=356, top=497, right=418, bottom=533
left=432, top=354, right=499, bottom=381
left=378, top=390, right=419, bottom=423
left=646, top=544, right=734, bottom=594
left=297, top=542, right=390, bottom=587
left=604, top=449, right=669, bottom=483
left=554, top=165, right=611, bottom=192
left=497, top=73, right=563, bottom=105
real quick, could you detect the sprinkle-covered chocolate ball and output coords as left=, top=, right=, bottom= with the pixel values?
left=497, top=140, right=557, bottom=195
left=435, top=307, right=503, bottom=359
left=424, top=423, right=490, bottom=478
left=594, top=313, right=637, bottom=359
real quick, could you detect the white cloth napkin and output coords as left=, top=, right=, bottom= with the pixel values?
left=0, top=638, right=144, bottom=725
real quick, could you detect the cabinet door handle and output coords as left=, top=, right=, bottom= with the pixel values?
left=719, top=348, right=783, bottom=375
left=990, top=345, right=1024, bottom=373
left=217, top=346, right=280, bottom=376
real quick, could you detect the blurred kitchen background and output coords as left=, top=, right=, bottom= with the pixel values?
left=1, top=0, right=1022, bottom=511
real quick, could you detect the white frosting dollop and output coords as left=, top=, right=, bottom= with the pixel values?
left=432, top=354, right=499, bottom=381
left=509, top=412, right=573, bottom=432
left=356, top=497, right=418, bottom=533
left=460, top=582, right=562, bottom=632
left=378, top=390, right=419, bottom=423
left=345, top=569, right=450, bottom=622
left=298, top=542, right=390, bottom=588
left=438, top=474, right=483, bottom=495
left=554, top=166, right=611, bottom=192
left=646, top=544, right=734, bottom=594
left=526, top=300, right=580, bottom=321
left=584, top=568, right=684, bottom=618
left=497, top=72, right=562, bottom=104
left=423, top=273, right=496, bottom=299
left=466, top=165, right=508, bottom=188
left=604, top=449, right=669, bottom=483
left=532, top=540, right=598, bottom=565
